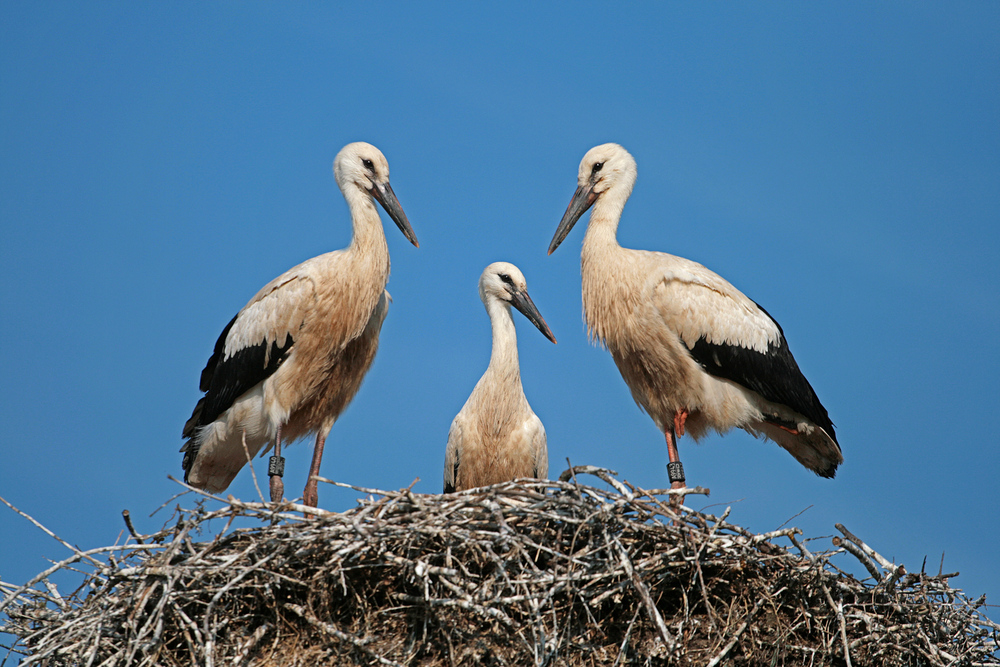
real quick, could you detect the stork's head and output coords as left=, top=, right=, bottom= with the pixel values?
left=480, top=262, right=557, bottom=344
left=548, top=143, right=636, bottom=254
left=334, top=142, right=419, bottom=247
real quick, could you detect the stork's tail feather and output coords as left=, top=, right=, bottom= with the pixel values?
left=754, top=419, right=843, bottom=479
left=182, top=396, right=207, bottom=440
left=180, top=443, right=199, bottom=483
left=180, top=397, right=208, bottom=483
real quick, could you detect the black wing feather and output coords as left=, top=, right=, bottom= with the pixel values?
left=181, top=315, right=294, bottom=481
left=687, top=305, right=837, bottom=444
left=198, top=313, right=239, bottom=392
left=201, top=337, right=293, bottom=428
left=182, top=313, right=294, bottom=439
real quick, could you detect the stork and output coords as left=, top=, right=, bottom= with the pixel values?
left=444, top=262, right=557, bottom=493
left=182, top=142, right=418, bottom=507
left=548, top=143, right=841, bottom=501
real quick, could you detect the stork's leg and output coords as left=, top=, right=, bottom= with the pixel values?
left=666, top=409, right=688, bottom=509
left=302, top=431, right=327, bottom=509
left=268, top=426, right=285, bottom=503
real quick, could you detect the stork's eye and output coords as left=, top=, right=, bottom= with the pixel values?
left=499, top=274, right=514, bottom=286
left=362, top=158, right=375, bottom=171
left=592, top=162, right=604, bottom=174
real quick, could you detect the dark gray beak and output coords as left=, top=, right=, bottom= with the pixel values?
left=548, top=183, right=596, bottom=255
left=371, top=181, right=419, bottom=248
left=510, top=290, right=557, bottom=344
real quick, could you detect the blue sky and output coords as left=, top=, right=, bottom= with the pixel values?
left=2, top=1, right=998, bottom=644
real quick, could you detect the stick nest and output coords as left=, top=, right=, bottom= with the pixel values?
left=2, top=467, right=998, bottom=666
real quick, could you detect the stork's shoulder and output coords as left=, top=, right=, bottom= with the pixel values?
left=448, top=397, right=477, bottom=445
left=513, top=410, right=548, bottom=479
left=638, top=251, right=741, bottom=297
left=517, top=406, right=545, bottom=436
left=222, top=259, right=329, bottom=358
left=241, top=251, right=345, bottom=305
left=368, top=289, right=391, bottom=330
left=643, top=252, right=782, bottom=352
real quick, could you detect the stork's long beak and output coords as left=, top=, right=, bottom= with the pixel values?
left=510, top=290, right=557, bottom=344
left=548, top=183, right=596, bottom=255
left=372, top=181, right=419, bottom=248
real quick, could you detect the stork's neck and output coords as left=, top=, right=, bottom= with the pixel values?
left=344, top=187, right=390, bottom=271
left=481, top=298, right=524, bottom=395
left=580, top=186, right=639, bottom=346
left=582, top=186, right=628, bottom=254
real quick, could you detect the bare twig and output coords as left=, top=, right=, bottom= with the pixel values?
left=284, top=603, right=405, bottom=667
left=0, top=495, right=103, bottom=568
left=836, top=523, right=902, bottom=576
left=833, top=535, right=882, bottom=581
left=241, top=429, right=265, bottom=503
left=705, top=594, right=768, bottom=667
left=121, top=509, right=144, bottom=545
left=613, top=536, right=679, bottom=656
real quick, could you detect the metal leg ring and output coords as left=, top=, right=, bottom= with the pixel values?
left=667, top=461, right=685, bottom=484
left=268, top=455, right=285, bottom=477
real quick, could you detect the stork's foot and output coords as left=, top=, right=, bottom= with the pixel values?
left=674, top=409, right=688, bottom=437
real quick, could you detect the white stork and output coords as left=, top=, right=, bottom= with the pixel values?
left=182, top=142, right=418, bottom=507
left=444, top=262, right=557, bottom=493
left=548, top=143, right=841, bottom=499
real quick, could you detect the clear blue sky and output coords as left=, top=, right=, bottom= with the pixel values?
left=3, top=0, right=999, bottom=642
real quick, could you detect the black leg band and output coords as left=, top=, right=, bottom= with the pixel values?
left=667, top=461, right=685, bottom=484
left=268, top=455, right=285, bottom=477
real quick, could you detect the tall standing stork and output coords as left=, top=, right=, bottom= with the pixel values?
left=182, top=142, right=419, bottom=507
left=444, top=262, right=557, bottom=493
left=548, top=143, right=841, bottom=501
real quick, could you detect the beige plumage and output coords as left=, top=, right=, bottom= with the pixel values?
left=549, top=143, right=841, bottom=495
left=444, top=262, right=557, bottom=493
left=182, top=142, right=418, bottom=507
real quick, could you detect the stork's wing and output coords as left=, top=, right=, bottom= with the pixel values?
left=651, top=256, right=837, bottom=443
left=443, top=420, right=462, bottom=493
left=183, top=269, right=316, bottom=437
left=648, top=254, right=781, bottom=353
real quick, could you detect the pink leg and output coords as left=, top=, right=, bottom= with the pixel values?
left=666, top=409, right=688, bottom=508
left=269, top=426, right=285, bottom=503
left=302, top=431, right=327, bottom=509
